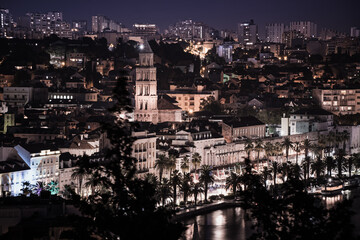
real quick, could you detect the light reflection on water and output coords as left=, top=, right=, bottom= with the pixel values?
left=183, top=188, right=360, bottom=240
left=323, top=194, right=344, bottom=208
left=183, top=208, right=252, bottom=240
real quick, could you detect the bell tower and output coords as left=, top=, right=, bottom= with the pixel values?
left=134, top=41, right=158, bottom=123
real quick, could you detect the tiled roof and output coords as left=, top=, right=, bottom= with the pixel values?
left=158, top=97, right=181, bottom=110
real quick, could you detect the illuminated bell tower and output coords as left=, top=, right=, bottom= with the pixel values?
left=134, top=41, right=158, bottom=123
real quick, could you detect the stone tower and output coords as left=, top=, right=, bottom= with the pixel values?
left=134, top=41, right=158, bottom=123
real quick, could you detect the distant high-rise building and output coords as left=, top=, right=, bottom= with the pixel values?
left=319, top=28, right=345, bottom=40
left=72, top=20, right=87, bottom=33
left=237, top=20, right=258, bottom=46
left=290, top=21, right=317, bottom=38
left=282, top=30, right=305, bottom=48
left=217, top=44, right=233, bottom=62
left=350, top=27, right=360, bottom=37
left=220, top=29, right=237, bottom=40
left=26, top=11, right=72, bottom=38
left=265, top=23, right=285, bottom=43
left=167, top=20, right=211, bottom=40
left=0, top=8, right=14, bottom=37
left=91, top=15, right=122, bottom=33
left=132, top=24, right=158, bottom=37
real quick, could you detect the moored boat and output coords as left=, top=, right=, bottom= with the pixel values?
left=321, top=179, right=343, bottom=196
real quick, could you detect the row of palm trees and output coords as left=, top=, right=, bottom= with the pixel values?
left=245, top=131, right=350, bottom=167
left=155, top=153, right=202, bottom=181
left=223, top=130, right=358, bottom=196
left=152, top=165, right=215, bottom=207
left=224, top=153, right=360, bottom=196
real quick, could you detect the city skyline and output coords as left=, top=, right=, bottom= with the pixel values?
left=2, top=0, right=360, bottom=34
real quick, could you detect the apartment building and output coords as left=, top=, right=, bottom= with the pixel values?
left=164, top=85, right=219, bottom=113
left=312, top=88, right=360, bottom=115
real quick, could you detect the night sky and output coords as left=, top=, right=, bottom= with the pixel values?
left=2, top=0, right=360, bottom=34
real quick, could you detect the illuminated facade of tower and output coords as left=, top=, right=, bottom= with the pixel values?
left=134, top=41, right=158, bottom=123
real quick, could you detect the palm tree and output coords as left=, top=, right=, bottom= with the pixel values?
left=33, top=181, right=45, bottom=196
left=274, top=142, right=283, bottom=162
left=84, top=170, right=108, bottom=195
left=244, top=139, right=254, bottom=160
left=326, top=131, right=337, bottom=155
left=158, top=178, right=172, bottom=206
left=323, top=132, right=334, bottom=157
left=340, top=131, right=350, bottom=153
left=290, top=163, right=302, bottom=180
left=239, top=158, right=253, bottom=191
left=21, top=181, right=32, bottom=196
left=325, top=156, right=336, bottom=177
left=180, top=173, right=192, bottom=205
left=61, top=183, right=76, bottom=199
left=155, top=154, right=168, bottom=183
left=317, top=134, right=327, bottom=159
left=144, top=173, right=158, bottom=186
left=264, top=142, right=274, bottom=161
left=301, top=139, right=313, bottom=180
left=199, top=165, right=215, bottom=203
left=305, top=156, right=311, bottom=181
left=180, top=156, right=190, bottom=174
left=71, top=155, right=91, bottom=196
left=271, top=161, right=279, bottom=189
left=191, top=153, right=202, bottom=173
left=168, top=155, right=177, bottom=171
left=336, top=150, right=346, bottom=178
left=301, top=139, right=312, bottom=161
left=46, top=180, right=60, bottom=195
left=282, top=137, right=293, bottom=162
left=191, top=182, right=204, bottom=205
left=225, top=172, right=240, bottom=197
left=170, top=170, right=181, bottom=208
left=279, top=162, right=291, bottom=183
left=261, top=166, right=272, bottom=189
left=334, top=132, right=345, bottom=155
left=346, top=155, right=354, bottom=177
left=311, top=157, right=325, bottom=179
left=71, top=167, right=87, bottom=196
left=254, top=139, right=264, bottom=171
left=292, top=141, right=301, bottom=165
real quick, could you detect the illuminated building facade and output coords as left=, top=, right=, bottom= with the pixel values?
left=0, top=145, right=60, bottom=197
left=237, top=19, right=258, bottom=46
left=132, top=24, right=158, bottom=37
left=290, top=21, right=317, bottom=38
left=26, top=11, right=72, bottom=38
left=0, top=8, right=14, bottom=37
left=312, top=88, right=360, bottom=115
left=91, top=15, right=122, bottom=33
left=265, top=23, right=285, bottom=43
left=134, top=41, right=159, bottom=123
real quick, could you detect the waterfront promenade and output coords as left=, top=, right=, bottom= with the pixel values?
left=173, top=200, right=242, bottom=221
